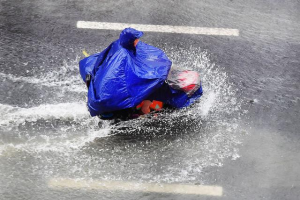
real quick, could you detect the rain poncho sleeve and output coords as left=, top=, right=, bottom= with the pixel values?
left=79, top=44, right=112, bottom=81
left=79, top=28, right=172, bottom=116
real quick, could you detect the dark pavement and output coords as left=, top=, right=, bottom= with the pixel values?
left=1, top=0, right=300, bottom=199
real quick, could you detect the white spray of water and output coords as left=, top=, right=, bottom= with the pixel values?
left=0, top=102, right=88, bottom=126
left=0, top=58, right=107, bottom=155
left=0, top=58, right=86, bottom=93
left=0, top=48, right=244, bottom=184
left=0, top=102, right=111, bottom=155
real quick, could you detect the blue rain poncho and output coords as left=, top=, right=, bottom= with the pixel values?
left=79, top=28, right=202, bottom=116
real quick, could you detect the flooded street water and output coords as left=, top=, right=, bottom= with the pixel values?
left=1, top=0, right=300, bottom=199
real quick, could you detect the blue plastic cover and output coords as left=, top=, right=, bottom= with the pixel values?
left=79, top=28, right=203, bottom=116
left=79, top=28, right=172, bottom=116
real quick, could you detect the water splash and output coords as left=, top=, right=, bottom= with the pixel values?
left=0, top=102, right=88, bottom=127
left=0, top=48, right=245, bottom=184
left=81, top=48, right=243, bottom=183
left=0, top=58, right=86, bottom=93
left=0, top=102, right=111, bottom=156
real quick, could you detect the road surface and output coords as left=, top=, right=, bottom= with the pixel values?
left=1, top=0, right=300, bottom=199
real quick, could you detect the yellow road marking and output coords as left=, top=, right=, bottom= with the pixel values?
left=82, top=50, right=90, bottom=57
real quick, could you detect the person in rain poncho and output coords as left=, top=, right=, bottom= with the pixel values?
left=79, top=28, right=172, bottom=119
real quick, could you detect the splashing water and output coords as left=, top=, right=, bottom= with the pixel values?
left=0, top=47, right=244, bottom=184
left=0, top=57, right=86, bottom=93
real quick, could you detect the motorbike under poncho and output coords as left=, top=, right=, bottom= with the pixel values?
left=79, top=28, right=172, bottom=116
left=79, top=28, right=203, bottom=117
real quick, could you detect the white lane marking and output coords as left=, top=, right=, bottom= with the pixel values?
left=48, top=178, right=223, bottom=196
left=77, top=21, right=239, bottom=36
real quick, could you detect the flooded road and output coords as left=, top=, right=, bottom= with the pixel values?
left=1, top=0, right=300, bottom=199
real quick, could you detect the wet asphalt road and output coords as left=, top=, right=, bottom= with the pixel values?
left=1, top=0, right=300, bottom=199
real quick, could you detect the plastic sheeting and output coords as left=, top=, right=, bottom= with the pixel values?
left=79, top=28, right=202, bottom=116
left=167, top=68, right=201, bottom=97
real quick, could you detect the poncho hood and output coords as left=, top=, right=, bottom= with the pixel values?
left=119, top=28, right=143, bottom=49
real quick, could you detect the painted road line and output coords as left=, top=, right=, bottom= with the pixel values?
left=48, top=178, right=223, bottom=196
left=82, top=50, right=90, bottom=57
left=77, top=21, right=239, bottom=36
